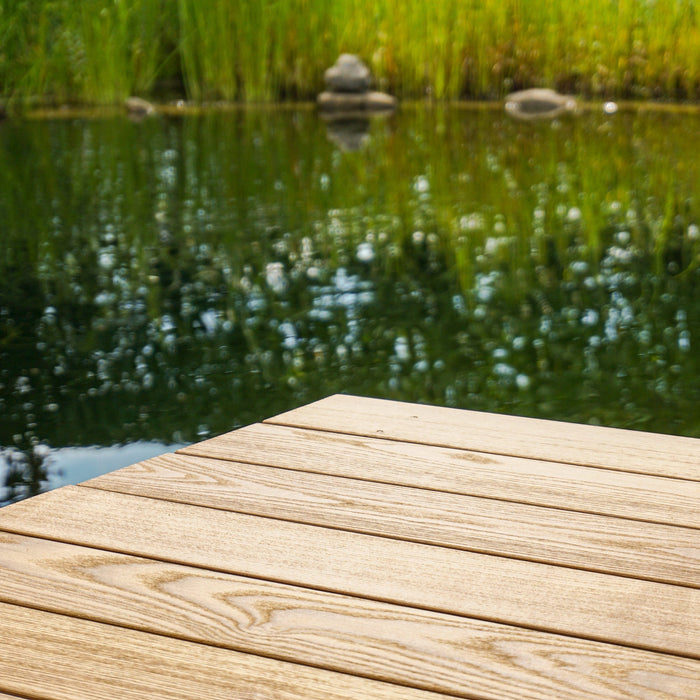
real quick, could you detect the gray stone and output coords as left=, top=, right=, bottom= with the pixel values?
left=125, top=96, right=155, bottom=116
left=317, top=91, right=397, bottom=112
left=505, top=88, right=577, bottom=120
left=324, top=54, right=372, bottom=93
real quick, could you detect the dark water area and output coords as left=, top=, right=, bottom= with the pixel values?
left=1, top=105, right=699, bottom=504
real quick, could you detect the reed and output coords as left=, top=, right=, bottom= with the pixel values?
left=0, top=0, right=174, bottom=105
left=1, top=1, right=698, bottom=103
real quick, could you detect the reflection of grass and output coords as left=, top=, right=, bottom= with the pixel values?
left=1, top=1, right=699, bottom=103
left=1, top=107, right=697, bottom=284
left=0, top=108, right=699, bottom=451
left=2, top=446, right=53, bottom=504
left=3, top=105, right=697, bottom=298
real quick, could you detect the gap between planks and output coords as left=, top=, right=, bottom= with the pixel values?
left=263, top=394, right=700, bottom=481
left=0, top=485, right=697, bottom=659
left=82, top=452, right=700, bottom=589
left=1, top=532, right=698, bottom=700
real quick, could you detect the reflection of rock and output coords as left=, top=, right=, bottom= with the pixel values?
left=0, top=101, right=6, bottom=121
left=322, top=114, right=371, bottom=151
left=125, top=96, right=156, bottom=117
left=505, top=88, right=577, bottom=120
left=318, top=54, right=397, bottom=113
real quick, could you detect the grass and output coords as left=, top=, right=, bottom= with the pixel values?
left=1, top=0, right=699, bottom=105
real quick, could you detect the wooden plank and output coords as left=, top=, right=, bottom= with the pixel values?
left=1, top=533, right=698, bottom=700
left=265, top=395, right=700, bottom=480
left=84, top=453, right=700, bottom=588
left=0, top=486, right=697, bottom=658
left=0, top=602, right=452, bottom=700
left=180, top=423, right=700, bottom=529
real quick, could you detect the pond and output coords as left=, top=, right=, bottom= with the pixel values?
left=1, top=104, right=698, bottom=504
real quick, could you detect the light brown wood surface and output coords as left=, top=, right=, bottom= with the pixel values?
left=0, top=602, right=453, bottom=700
left=1, top=395, right=699, bottom=699
left=181, top=423, right=700, bottom=528
left=3, top=533, right=697, bottom=700
left=84, top=453, right=700, bottom=587
left=267, top=394, right=700, bottom=480
left=1, top=485, right=697, bottom=658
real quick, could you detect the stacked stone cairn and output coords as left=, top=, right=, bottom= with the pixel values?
left=318, top=54, right=396, bottom=113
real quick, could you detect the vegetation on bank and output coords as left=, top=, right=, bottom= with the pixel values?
left=1, top=0, right=699, bottom=105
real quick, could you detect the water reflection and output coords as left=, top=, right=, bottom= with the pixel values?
left=1, top=442, right=186, bottom=505
left=321, top=113, right=371, bottom=151
left=1, top=106, right=698, bottom=502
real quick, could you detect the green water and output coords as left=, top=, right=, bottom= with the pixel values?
left=1, top=105, right=699, bottom=503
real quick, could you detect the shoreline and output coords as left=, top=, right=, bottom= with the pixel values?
left=6, top=99, right=699, bottom=122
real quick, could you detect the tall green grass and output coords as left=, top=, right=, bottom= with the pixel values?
left=0, top=0, right=175, bottom=105
left=1, top=0, right=699, bottom=104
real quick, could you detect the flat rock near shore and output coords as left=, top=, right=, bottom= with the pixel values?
left=317, top=91, right=397, bottom=112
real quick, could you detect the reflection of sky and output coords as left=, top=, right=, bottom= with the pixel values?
left=2, top=442, right=188, bottom=502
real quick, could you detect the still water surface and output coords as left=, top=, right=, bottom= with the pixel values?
left=1, top=105, right=698, bottom=503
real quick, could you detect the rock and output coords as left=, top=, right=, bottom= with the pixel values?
left=324, top=54, right=372, bottom=93
left=319, top=54, right=396, bottom=117
left=317, top=91, right=397, bottom=112
left=125, top=96, right=155, bottom=116
left=505, top=88, right=577, bottom=120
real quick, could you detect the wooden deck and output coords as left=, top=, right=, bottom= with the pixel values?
left=0, top=394, right=698, bottom=699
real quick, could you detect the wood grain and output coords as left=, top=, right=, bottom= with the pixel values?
left=4, top=533, right=699, bottom=700
left=84, top=453, right=700, bottom=588
left=180, top=423, right=700, bottom=528
left=0, top=602, right=452, bottom=700
left=266, top=394, right=700, bottom=480
left=1, top=486, right=697, bottom=658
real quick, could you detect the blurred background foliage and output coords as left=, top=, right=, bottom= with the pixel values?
left=1, top=0, right=699, bottom=105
